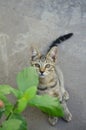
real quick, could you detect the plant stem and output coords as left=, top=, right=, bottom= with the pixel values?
left=6, top=102, right=18, bottom=120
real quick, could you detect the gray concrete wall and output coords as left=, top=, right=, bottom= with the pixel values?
left=0, top=0, right=86, bottom=130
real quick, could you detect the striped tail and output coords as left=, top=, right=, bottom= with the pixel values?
left=49, top=33, right=73, bottom=51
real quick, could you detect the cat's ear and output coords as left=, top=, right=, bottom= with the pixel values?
left=47, top=47, right=58, bottom=62
left=31, top=46, right=40, bottom=60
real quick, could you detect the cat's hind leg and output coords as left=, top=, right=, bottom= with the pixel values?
left=61, top=101, right=72, bottom=122
left=57, top=67, right=69, bottom=101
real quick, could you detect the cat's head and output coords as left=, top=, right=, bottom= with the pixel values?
left=31, top=46, right=57, bottom=78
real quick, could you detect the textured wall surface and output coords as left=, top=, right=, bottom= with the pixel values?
left=0, top=0, right=86, bottom=130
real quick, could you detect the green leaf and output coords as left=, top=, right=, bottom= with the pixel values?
left=11, top=88, right=23, bottom=99
left=10, top=113, right=27, bottom=130
left=15, top=98, right=27, bottom=113
left=0, top=85, right=12, bottom=95
left=0, top=85, right=23, bottom=99
left=0, top=108, right=5, bottom=118
left=23, top=86, right=37, bottom=101
left=0, top=94, right=13, bottom=116
left=5, top=103, right=13, bottom=116
left=0, top=119, right=22, bottom=130
left=17, top=67, right=39, bottom=92
left=15, top=87, right=37, bottom=113
left=28, top=95, right=64, bottom=117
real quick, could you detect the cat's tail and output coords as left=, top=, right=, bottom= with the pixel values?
left=48, top=33, right=73, bottom=50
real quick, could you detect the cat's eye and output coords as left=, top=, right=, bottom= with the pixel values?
left=45, top=64, right=50, bottom=68
left=35, top=63, right=40, bottom=68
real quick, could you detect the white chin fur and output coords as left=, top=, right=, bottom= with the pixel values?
left=39, top=75, right=45, bottom=78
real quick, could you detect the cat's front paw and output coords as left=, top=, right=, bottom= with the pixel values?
left=48, top=116, right=58, bottom=126
left=63, top=112, right=72, bottom=122
left=63, top=91, right=69, bottom=101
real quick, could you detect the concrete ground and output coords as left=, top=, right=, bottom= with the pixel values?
left=0, top=0, right=86, bottom=130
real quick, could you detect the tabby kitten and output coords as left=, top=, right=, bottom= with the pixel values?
left=31, top=33, right=73, bottom=125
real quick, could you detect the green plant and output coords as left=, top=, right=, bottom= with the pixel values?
left=0, top=66, right=64, bottom=130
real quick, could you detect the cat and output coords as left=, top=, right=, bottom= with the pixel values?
left=31, top=33, right=73, bottom=126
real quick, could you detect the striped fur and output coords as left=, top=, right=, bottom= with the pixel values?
left=31, top=33, right=73, bottom=125
left=48, top=33, right=73, bottom=52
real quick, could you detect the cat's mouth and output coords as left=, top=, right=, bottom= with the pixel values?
left=39, top=74, right=45, bottom=78
left=39, top=72, right=45, bottom=78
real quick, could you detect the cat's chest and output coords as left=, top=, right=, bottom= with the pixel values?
left=37, top=80, right=61, bottom=97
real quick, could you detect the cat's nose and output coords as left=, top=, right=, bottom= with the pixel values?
left=40, top=71, right=44, bottom=75
left=40, top=68, right=45, bottom=74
